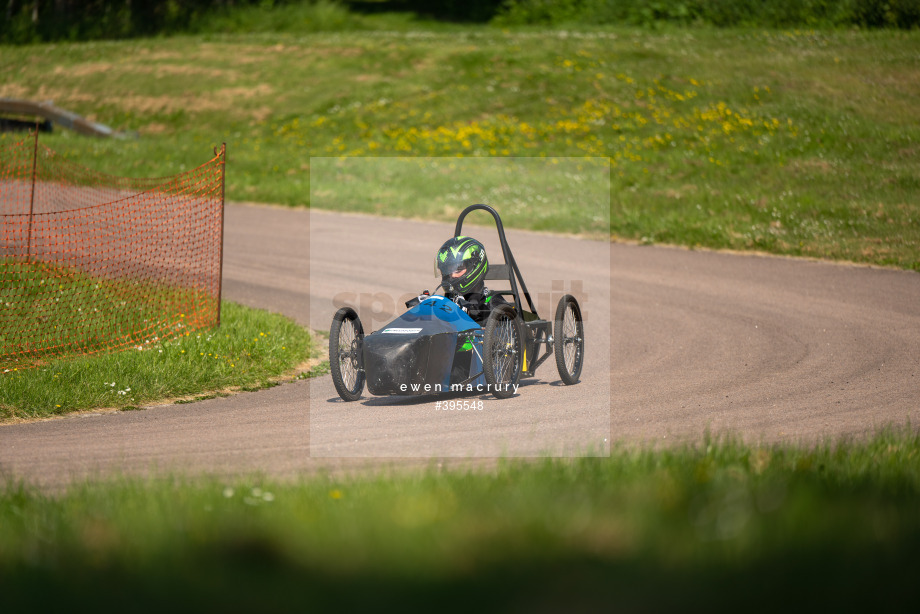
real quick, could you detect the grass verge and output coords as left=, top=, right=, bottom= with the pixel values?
left=0, top=301, right=312, bottom=422
left=1, top=26, right=918, bottom=268
left=1, top=426, right=918, bottom=609
left=0, top=259, right=218, bottom=372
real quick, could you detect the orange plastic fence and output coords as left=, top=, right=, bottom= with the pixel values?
left=0, top=133, right=225, bottom=372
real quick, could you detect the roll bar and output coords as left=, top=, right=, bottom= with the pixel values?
left=454, top=204, right=539, bottom=319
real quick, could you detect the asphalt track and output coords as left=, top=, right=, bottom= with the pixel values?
left=1, top=203, right=918, bottom=488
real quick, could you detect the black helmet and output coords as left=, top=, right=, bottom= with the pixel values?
left=436, top=236, right=488, bottom=294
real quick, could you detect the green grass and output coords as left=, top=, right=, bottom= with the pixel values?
left=310, top=156, right=611, bottom=236
left=1, top=427, right=918, bottom=610
left=0, top=301, right=312, bottom=422
left=1, top=26, right=918, bottom=268
left=0, top=259, right=218, bottom=371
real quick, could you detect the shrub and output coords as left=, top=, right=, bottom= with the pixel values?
left=493, top=0, right=920, bottom=28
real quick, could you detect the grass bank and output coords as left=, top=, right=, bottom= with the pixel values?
left=0, top=259, right=219, bottom=373
left=2, top=427, right=918, bottom=609
left=1, top=27, right=918, bottom=268
left=0, top=301, right=313, bottom=422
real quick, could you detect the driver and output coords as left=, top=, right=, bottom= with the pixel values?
left=435, top=236, right=507, bottom=323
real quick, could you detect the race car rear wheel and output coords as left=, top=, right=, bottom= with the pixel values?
left=483, top=304, right=523, bottom=399
left=330, top=307, right=365, bottom=402
left=554, top=294, right=584, bottom=385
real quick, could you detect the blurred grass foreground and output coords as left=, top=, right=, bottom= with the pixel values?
left=2, top=427, right=920, bottom=610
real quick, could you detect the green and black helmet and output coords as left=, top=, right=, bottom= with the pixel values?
left=436, top=236, right=488, bottom=294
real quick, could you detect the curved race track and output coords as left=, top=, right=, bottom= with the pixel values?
left=1, top=204, right=918, bottom=487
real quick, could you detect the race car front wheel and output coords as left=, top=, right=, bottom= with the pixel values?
left=330, top=307, right=365, bottom=402
left=554, top=294, right=584, bottom=385
left=483, top=304, right=523, bottom=399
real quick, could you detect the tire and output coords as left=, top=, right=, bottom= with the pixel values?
left=329, top=307, right=365, bottom=402
left=483, top=304, right=523, bottom=399
left=554, top=295, right=584, bottom=385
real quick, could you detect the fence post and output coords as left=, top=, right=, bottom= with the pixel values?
left=25, top=124, right=39, bottom=263
left=216, top=143, right=227, bottom=327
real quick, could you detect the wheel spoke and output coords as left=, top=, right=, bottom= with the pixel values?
left=339, top=319, right=357, bottom=391
left=564, top=306, right=577, bottom=373
left=493, top=319, right=506, bottom=382
left=507, top=319, right=518, bottom=382
left=491, top=316, right=517, bottom=384
left=501, top=319, right=513, bottom=382
left=501, top=319, right=510, bottom=382
left=483, top=307, right=521, bottom=398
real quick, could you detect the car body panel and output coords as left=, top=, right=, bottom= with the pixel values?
left=364, top=296, right=485, bottom=395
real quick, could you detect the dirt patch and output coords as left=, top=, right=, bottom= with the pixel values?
left=792, top=158, right=835, bottom=174
left=193, top=42, right=367, bottom=65
left=653, top=184, right=698, bottom=200
left=136, top=48, right=185, bottom=61
left=189, top=43, right=282, bottom=64
left=111, top=94, right=187, bottom=115
left=15, top=78, right=277, bottom=118
left=142, top=123, right=170, bottom=135
left=250, top=106, right=273, bottom=123
left=109, top=83, right=273, bottom=116
left=150, top=64, right=239, bottom=81
left=3, top=85, right=98, bottom=107
left=53, top=62, right=117, bottom=78
left=53, top=61, right=237, bottom=81
left=215, top=84, right=274, bottom=100
left=0, top=83, right=30, bottom=99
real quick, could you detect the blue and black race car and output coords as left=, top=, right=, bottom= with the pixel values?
left=329, top=204, right=584, bottom=401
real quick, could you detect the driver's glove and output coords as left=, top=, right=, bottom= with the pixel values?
left=455, top=297, right=473, bottom=314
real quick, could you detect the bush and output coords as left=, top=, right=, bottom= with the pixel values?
left=493, top=0, right=920, bottom=28
left=854, top=0, right=920, bottom=27
left=5, top=0, right=919, bottom=43
left=0, top=0, right=360, bottom=44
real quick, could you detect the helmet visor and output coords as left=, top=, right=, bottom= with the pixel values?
left=437, top=258, right=467, bottom=278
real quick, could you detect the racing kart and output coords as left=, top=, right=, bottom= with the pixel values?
left=329, top=204, right=584, bottom=401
